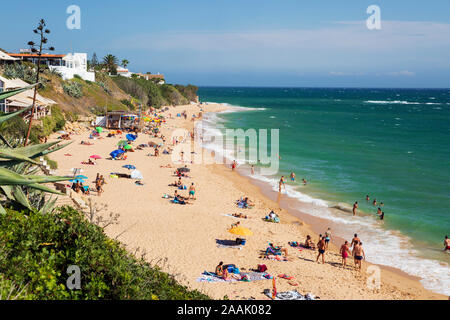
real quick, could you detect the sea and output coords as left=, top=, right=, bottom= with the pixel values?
left=197, top=87, right=450, bottom=296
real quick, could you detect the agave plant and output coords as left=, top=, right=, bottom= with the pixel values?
left=0, top=87, right=72, bottom=214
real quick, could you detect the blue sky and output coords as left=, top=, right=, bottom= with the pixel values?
left=2, top=0, right=450, bottom=87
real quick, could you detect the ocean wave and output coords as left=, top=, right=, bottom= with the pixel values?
left=365, top=100, right=420, bottom=105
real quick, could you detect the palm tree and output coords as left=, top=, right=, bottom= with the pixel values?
left=103, top=54, right=118, bottom=74
left=121, top=59, right=129, bottom=69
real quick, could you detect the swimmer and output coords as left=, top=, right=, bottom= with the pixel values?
left=444, top=236, right=449, bottom=251
left=366, top=195, right=370, bottom=201
left=290, top=172, right=296, bottom=182
left=302, top=178, right=307, bottom=185
left=353, top=201, right=358, bottom=216
left=373, top=199, right=377, bottom=206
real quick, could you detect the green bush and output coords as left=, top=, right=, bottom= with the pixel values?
left=121, top=99, right=135, bottom=110
left=0, top=207, right=209, bottom=300
left=41, top=105, right=66, bottom=136
left=62, top=81, right=83, bottom=98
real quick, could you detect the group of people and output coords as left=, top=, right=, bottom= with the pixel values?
left=353, top=195, right=385, bottom=220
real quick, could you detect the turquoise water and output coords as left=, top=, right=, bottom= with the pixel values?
left=198, top=87, right=450, bottom=294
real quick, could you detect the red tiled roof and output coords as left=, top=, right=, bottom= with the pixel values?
left=8, top=53, right=66, bottom=58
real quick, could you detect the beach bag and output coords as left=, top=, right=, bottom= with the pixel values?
left=258, top=264, right=268, bottom=272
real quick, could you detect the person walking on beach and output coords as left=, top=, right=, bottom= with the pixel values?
left=324, top=228, right=332, bottom=249
left=353, top=201, right=358, bottom=216
left=353, top=242, right=365, bottom=270
left=340, top=241, right=352, bottom=268
left=351, top=234, right=360, bottom=249
left=188, top=183, right=196, bottom=200
left=231, top=160, right=237, bottom=171
left=251, top=165, right=255, bottom=175
left=316, top=237, right=326, bottom=264
left=444, top=236, right=450, bottom=251
left=279, top=176, right=286, bottom=193
left=290, top=172, right=295, bottom=182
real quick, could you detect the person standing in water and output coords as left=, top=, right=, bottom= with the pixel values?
left=366, top=195, right=370, bottom=202
left=377, top=207, right=382, bottom=215
left=251, top=165, right=255, bottom=175
left=373, top=199, right=377, bottom=206
left=380, top=211, right=385, bottom=220
left=444, top=236, right=449, bottom=251
left=279, top=176, right=286, bottom=193
left=353, top=201, right=358, bottom=216
left=302, top=178, right=307, bottom=185
left=290, top=172, right=296, bottom=182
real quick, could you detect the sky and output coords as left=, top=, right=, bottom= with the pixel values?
left=1, top=0, right=450, bottom=87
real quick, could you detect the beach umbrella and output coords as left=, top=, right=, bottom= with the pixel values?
left=130, top=170, right=143, bottom=180
left=75, top=175, right=88, bottom=179
left=126, top=134, right=137, bottom=141
left=177, top=167, right=190, bottom=173
left=123, top=165, right=136, bottom=170
left=123, top=144, right=132, bottom=150
left=69, top=179, right=85, bottom=183
left=90, top=155, right=102, bottom=160
left=228, top=227, right=253, bottom=237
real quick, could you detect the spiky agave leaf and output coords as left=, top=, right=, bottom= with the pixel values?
left=0, top=105, right=33, bottom=125
left=0, top=167, right=71, bottom=186
left=0, top=148, right=41, bottom=165
left=0, top=85, right=37, bottom=101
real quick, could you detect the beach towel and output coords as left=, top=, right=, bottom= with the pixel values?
left=197, top=271, right=268, bottom=283
left=263, top=290, right=316, bottom=300
left=217, top=243, right=243, bottom=250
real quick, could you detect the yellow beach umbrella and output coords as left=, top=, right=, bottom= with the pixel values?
left=228, top=226, right=253, bottom=237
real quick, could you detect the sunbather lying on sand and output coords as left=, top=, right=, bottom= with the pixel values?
left=232, top=213, right=247, bottom=219
left=160, top=164, right=173, bottom=168
left=80, top=141, right=93, bottom=145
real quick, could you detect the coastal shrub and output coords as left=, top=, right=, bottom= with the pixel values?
left=160, top=84, right=188, bottom=106
left=121, top=99, right=136, bottom=110
left=2, top=63, right=37, bottom=84
left=0, top=115, right=39, bottom=144
left=62, top=81, right=83, bottom=98
left=41, top=105, right=66, bottom=136
left=97, top=81, right=111, bottom=94
left=0, top=207, right=209, bottom=300
left=175, top=84, right=199, bottom=102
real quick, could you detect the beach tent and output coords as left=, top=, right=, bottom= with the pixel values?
left=126, top=134, right=137, bottom=141
left=130, top=170, right=143, bottom=180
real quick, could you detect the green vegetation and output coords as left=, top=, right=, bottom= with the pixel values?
left=0, top=207, right=209, bottom=300
left=2, top=63, right=37, bottom=84
left=41, top=105, right=65, bottom=136
left=62, top=81, right=83, bottom=98
left=113, top=76, right=198, bottom=108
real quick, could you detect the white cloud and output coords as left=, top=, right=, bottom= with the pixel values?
left=386, top=70, right=415, bottom=76
left=111, top=20, right=450, bottom=73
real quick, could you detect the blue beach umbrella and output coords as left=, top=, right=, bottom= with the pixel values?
left=75, top=175, right=88, bottom=179
left=123, top=165, right=136, bottom=170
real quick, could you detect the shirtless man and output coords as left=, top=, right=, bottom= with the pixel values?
left=366, top=195, right=370, bottom=202
left=353, top=201, right=358, bottom=216
left=351, top=234, right=360, bottom=249
left=340, top=241, right=352, bottom=268
left=377, top=207, right=382, bottom=215
left=353, top=242, right=366, bottom=270
left=188, top=183, right=196, bottom=200
left=316, top=237, right=326, bottom=264
left=444, top=236, right=450, bottom=251
left=373, top=199, right=377, bottom=206
left=279, top=176, right=286, bottom=192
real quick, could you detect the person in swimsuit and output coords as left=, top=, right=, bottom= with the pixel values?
left=340, top=241, right=352, bottom=268
left=251, top=165, right=255, bottom=175
left=188, top=183, right=196, bottom=200
left=377, top=207, right=382, bottom=215
left=215, top=262, right=224, bottom=276
left=380, top=212, right=384, bottom=220
left=302, top=178, right=307, bottom=185
left=366, top=195, right=370, bottom=202
left=353, top=242, right=365, bottom=270
left=353, top=201, right=358, bottom=216
left=290, top=172, right=295, bottom=182
left=444, top=236, right=450, bottom=251
left=373, top=199, right=377, bottom=206
left=316, top=237, right=326, bottom=264
left=351, top=234, right=360, bottom=249
left=279, top=176, right=286, bottom=193
left=324, top=228, right=331, bottom=249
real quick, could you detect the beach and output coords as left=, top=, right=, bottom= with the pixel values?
left=48, top=103, right=446, bottom=300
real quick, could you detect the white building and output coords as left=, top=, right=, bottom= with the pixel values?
left=116, top=66, right=132, bottom=78
left=49, top=53, right=95, bottom=82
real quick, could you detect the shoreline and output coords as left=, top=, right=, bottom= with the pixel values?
left=48, top=102, right=446, bottom=300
